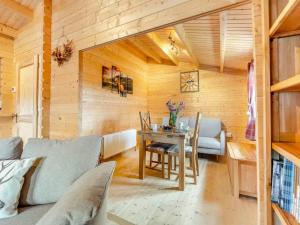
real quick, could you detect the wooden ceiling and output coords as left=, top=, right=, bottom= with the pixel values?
left=0, top=0, right=39, bottom=38
left=124, top=2, right=253, bottom=72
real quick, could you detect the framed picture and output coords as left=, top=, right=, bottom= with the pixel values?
left=111, top=65, right=121, bottom=92
left=180, top=70, right=199, bottom=93
left=126, top=77, right=133, bottom=94
left=102, top=66, right=111, bottom=89
left=101, top=65, right=133, bottom=97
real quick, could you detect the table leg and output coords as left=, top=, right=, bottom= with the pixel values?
left=139, top=136, right=146, bottom=179
left=178, top=139, right=185, bottom=191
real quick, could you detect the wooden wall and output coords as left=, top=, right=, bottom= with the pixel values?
left=0, top=36, right=15, bottom=137
left=147, top=63, right=249, bottom=142
left=50, top=0, right=248, bottom=139
left=80, top=44, right=148, bottom=135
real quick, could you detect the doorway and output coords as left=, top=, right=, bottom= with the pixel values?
left=16, top=55, right=39, bottom=143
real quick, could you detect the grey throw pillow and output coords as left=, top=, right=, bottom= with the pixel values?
left=35, top=161, right=116, bottom=225
left=0, top=137, right=23, bottom=160
left=20, top=136, right=103, bottom=206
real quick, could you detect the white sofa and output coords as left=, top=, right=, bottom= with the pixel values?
left=163, top=116, right=226, bottom=156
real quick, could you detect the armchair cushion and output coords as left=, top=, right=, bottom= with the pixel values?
left=20, top=136, right=103, bottom=206
left=199, top=118, right=221, bottom=138
left=198, top=137, right=221, bottom=150
left=0, top=137, right=23, bottom=160
left=36, top=161, right=116, bottom=225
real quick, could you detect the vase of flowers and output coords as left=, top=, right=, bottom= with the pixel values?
left=166, top=100, right=185, bottom=128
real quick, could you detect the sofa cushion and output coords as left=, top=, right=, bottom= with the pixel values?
left=0, top=158, right=37, bottom=219
left=20, top=136, right=103, bottom=206
left=198, top=137, right=221, bottom=150
left=199, top=118, right=221, bottom=138
left=0, top=137, right=22, bottom=160
left=0, top=204, right=53, bottom=225
left=36, top=161, right=116, bottom=225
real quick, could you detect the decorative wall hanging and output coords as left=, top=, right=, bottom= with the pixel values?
left=180, top=70, right=199, bottom=93
left=52, top=27, right=73, bottom=67
left=101, top=65, right=133, bottom=97
left=52, top=39, right=73, bottom=66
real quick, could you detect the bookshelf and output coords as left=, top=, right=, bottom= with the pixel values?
left=269, top=0, right=300, bottom=37
left=271, top=74, right=300, bottom=92
left=272, top=143, right=300, bottom=168
left=269, top=0, right=300, bottom=224
left=272, top=203, right=299, bottom=225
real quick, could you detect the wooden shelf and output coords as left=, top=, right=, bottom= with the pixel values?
left=271, top=74, right=300, bottom=92
left=272, top=142, right=300, bottom=168
left=272, top=203, right=299, bottom=225
left=269, top=0, right=300, bottom=37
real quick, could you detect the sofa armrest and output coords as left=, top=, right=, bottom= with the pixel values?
left=220, top=130, right=226, bottom=155
left=36, top=161, right=116, bottom=225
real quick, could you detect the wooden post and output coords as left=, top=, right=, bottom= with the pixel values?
left=252, top=0, right=272, bottom=225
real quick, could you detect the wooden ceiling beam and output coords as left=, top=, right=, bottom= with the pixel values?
left=174, top=24, right=200, bottom=67
left=146, top=32, right=179, bottom=66
left=0, top=23, right=17, bottom=39
left=0, top=0, right=33, bottom=20
left=127, top=38, right=162, bottom=64
left=117, top=40, right=148, bottom=63
left=219, top=11, right=228, bottom=73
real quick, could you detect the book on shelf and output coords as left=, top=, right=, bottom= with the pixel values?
left=271, top=157, right=300, bottom=222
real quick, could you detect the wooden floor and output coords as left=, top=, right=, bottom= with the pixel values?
left=106, top=149, right=257, bottom=225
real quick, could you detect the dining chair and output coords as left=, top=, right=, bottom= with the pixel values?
left=139, top=112, right=175, bottom=178
left=167, top=112, right=202, bottom=184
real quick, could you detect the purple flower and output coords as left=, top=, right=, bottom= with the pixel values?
left=166, top=100, right=185, bottom=115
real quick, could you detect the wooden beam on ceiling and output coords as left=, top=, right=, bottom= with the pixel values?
left=174, top=24, right=200, bottom=67
left=146, top=32, right=179, bottom=66
left=0, top=0, right=33, bottom=20
left=118, top=40, right=148, bottom=63
left=128, top=38, right=162, bottom=64
left=219, top=11, right=228, bottom=73
left=0, top=23, right=17, bottom=39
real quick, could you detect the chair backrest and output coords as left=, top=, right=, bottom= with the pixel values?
left=139, top=112, right=152, bottom=131
left=192, top=113, right=202, bottom=156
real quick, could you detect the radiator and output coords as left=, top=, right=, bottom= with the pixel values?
left=103, top=129, right=137, bottom=159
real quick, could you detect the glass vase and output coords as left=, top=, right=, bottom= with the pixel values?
left=169, top=112, right=177, bottom=128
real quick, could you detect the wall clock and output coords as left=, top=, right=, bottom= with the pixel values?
left=180, top=70, right=199, bottom=93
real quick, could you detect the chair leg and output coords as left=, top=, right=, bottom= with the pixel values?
left=150, top=152, right=153, bottom=167
left=168, top=154, right=172, bottom=179
left=191, top=156, right=197, bottom=184
left=161, top=153, right=165, bottom=179
left=173, top=156, right=177, bottom=170
left=195, top=154, right=199, bottom=176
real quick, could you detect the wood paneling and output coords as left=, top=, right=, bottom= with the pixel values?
left=276, top=36, right=300, bottom=142
left=80, top=44, right=148, bottom=136
left=0, top=0, right=39, bottom=30
left=147, top=62, right=249, bottom=142
left=50, top=0, right=250, bottom=139
left=0, top=36, right=15, bottom=137
left=179, top=3, right=253, bottom=71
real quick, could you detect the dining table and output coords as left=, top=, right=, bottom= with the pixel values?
left=137, top=128, right=191, bottom=191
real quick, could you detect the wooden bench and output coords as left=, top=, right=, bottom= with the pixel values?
left=227, top=142, right=257, bottom=198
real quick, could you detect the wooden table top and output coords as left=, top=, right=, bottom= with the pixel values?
left=137, top=129, right=191, bottom=138
left=227, top=142, right=256, bottom=162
